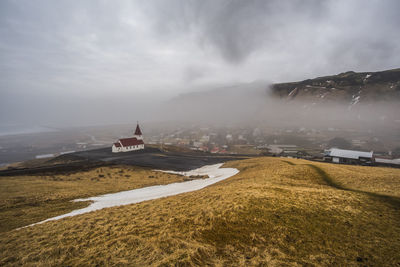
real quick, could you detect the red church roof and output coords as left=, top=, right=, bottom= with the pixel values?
left=114, top=142, right=121, bottom=147
left=134, top=123, right=142, bottom=136
left=119, top=137, right=144, bottom=147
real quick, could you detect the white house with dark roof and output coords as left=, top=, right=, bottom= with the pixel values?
left=112, top=123, right=145, bottom=153
left=324, top=148, right=374, bottom=165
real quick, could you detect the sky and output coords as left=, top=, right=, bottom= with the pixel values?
left=0, top=0, right=399, bottom=126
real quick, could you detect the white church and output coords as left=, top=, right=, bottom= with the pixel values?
left=112, top=123, right=145, bottom=153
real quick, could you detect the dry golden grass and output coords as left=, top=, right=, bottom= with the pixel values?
left=311, top=161, right=400, bottom=197
left=1, top=157, right=400, bottom=266
left=230, top=145, right=261, bottom=155
left=0, top=166, right=185, bottom=232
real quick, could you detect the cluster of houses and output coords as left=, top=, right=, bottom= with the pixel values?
left=147, top=128, right=255, bottom=154
left=110, top=123, right=399, bottom=168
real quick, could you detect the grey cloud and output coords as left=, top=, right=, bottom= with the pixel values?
left=142, top=0, right=400, bottom=68
left=0, top=0, right=399, bottom=126
left=183, top=65, right=207, bottom=83
left=143, top=0, right=329, bottom=63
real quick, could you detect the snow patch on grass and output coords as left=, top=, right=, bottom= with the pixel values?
left=27, top=163, right=239, bottom=227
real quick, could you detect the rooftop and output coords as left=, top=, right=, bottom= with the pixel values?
left=118, top=137, right=144, bottom=147
left=326, top=148, right=373, bottom=159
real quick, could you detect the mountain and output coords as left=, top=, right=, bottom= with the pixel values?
left=270, top=68, right=400, bottom=105
left=153, top=69, right=400, bottom=130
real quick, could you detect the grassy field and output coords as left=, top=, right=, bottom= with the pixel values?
left=1, top=157, right=400, bottom=266
left=0, top=166, right=186, bottom=232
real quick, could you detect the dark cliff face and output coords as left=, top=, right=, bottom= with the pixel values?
left=270, top=68, right=400, bottom=104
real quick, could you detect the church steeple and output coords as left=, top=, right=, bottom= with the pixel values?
left=133, top=122, right=143, bottom=140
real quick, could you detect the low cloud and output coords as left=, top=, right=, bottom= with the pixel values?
left=0, top=0, right=399, bottom=126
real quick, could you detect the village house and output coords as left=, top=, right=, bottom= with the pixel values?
left=112, top=123, right=144, bottom=153
left=267, top=144, right=298, bottom=155
left=324, top=148, right=374, bottom=165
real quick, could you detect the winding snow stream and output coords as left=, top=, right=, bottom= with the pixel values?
left=29, top=163, right=239, bottom=226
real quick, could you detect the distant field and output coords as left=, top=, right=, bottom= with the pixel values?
left=1, top=157, right=400, bottom=266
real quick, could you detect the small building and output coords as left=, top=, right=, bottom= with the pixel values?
left=112, top=123, right=145, bottom=153
left=267, top=144, right=297, bottom=155
left=210, top=147, right=220, bottom=154
left=324, top=148, right=374, bottom=165
left=192, top=141, right=203, bottom=148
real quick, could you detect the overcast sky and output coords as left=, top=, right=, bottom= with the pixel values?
left=1, top=0, right=399, bottom=126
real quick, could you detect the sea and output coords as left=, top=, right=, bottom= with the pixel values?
left=0, top=125, right=58, bottom=137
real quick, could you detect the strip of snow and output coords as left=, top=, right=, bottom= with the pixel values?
left=35, top=154, right=54, bottom=159
left=60, top=150, right=76, bottom=155
left=27, top=163, right=239, bottom=227
left=349, top=95, right=361, bottom=109
left=288, top=87, right=298, bottom=97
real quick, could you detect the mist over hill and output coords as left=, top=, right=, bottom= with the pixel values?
left=154, top=81, right=270, bottom=124
left=154, top=68, right=400, bottom=133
